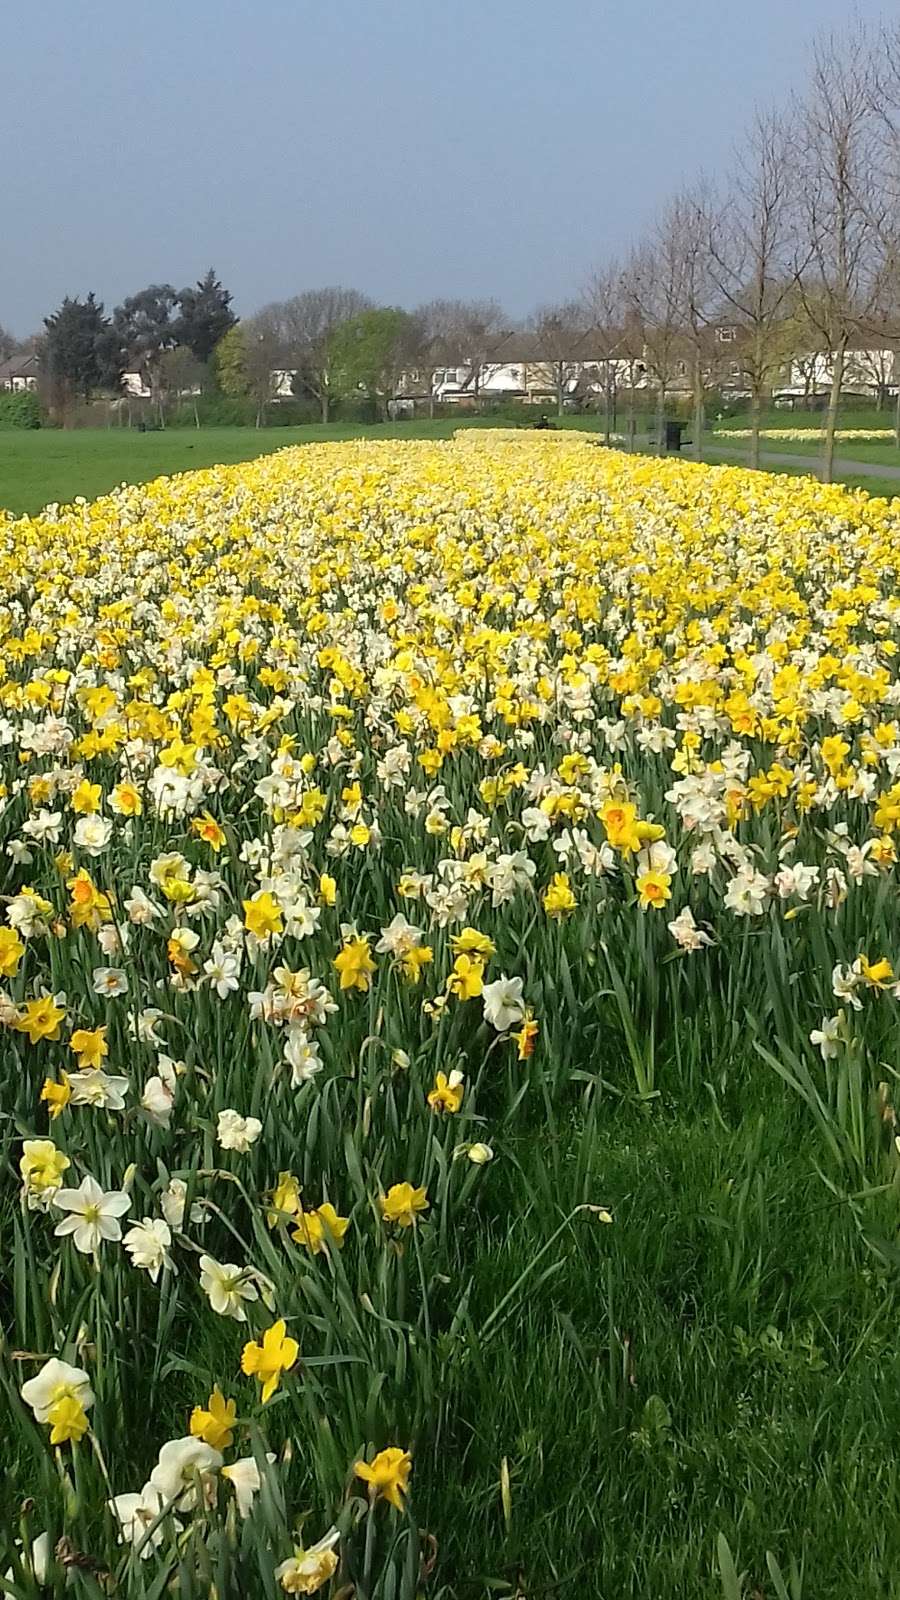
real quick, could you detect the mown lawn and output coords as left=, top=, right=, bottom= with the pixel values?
left=2, top=412, right=898, bottom=521
left=0, top=419, right=605, bottom=517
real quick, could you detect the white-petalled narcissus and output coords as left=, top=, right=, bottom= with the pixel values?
left=4, top=431, right=900, bottom=1582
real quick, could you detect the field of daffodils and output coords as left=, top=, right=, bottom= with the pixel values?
left=3, top=432, right=900, bottom=1598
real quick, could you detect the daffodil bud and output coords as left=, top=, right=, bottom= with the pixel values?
left=467, top=1142, right=494, bottom=1165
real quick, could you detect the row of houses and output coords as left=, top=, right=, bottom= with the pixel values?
left=391, top=326, right=900, bottom=411
left=4, top=326, right=900, bottom=409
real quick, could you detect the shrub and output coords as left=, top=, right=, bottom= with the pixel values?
left=0, top=389, right=42, bottom=428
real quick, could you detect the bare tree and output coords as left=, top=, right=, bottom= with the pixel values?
left=274, top=287, right=372, bottom=421
left=794, top=27, right=887, bottom=481
left=420, top=298, right=506, bottom=406
left=870, top=21, right=900, bottom=211
left=585, top=260, right=648, bottom=446
left=624, top=236, right=684, bottom=451
left=662, top=186, right=719, bottom=460
left=529, top=300, right=590, bottom=416
left=159, top=346, right=209, bottom=428
left=706, top=109, right=799, bottom=467
left=413, top=301, right=461, bottom=417
left=242, top=309, right=285, bottom=428
left=0, top=323, right=18, bottom=364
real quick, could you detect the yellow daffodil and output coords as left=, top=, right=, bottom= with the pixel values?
left=379, top=1182, right=429, bottom=1228
left=0, top=927, right=24, bottom=977
left=243, top=891, right=283, bottom=941
left=241, top=1319, right=299, bottom=1403
left=635, top=869, right=672, bottom=911
left=333, top=936, right=376, bottom=992
left=47, top=1393, right=89, bottom=1445
left=69, top=1026, right=107, bottom=1070
left=190, top=1386, right=237, bottom=1449
left=354, top=1446, right=412, bottom=1510
left=292, top=1203, right=351, bottom=1254
left=192, top=812, right=227, bottom=851
left=542, top=872, right=577, bottom=919
left=14, top=996, right=66, bottom=1045
left=427, top=1070, right=465, bottom=1114
left=40, top=1074, right=72, bottom=1119
left=446, top=953, right=484, bottom=1001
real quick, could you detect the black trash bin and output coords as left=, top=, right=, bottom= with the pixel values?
left=664, top=420, right=684, bottom=452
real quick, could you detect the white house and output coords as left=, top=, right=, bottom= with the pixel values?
left=781, top=337, right=899, bottom=402
left=0, top=352, right=40, bottom=391
left=121, top=370, right=152, bottom=398
left=420, top=332, right=647, bottom=408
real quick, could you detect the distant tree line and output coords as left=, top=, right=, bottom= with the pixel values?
left=26, top=271, right=237, bottom=425
left=5, top=275, right=523, bottom=431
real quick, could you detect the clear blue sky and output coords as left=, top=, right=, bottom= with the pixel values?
left=0, top=0, right=890, bottom=334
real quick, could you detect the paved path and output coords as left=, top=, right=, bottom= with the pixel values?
left=704, top=443, right=900, bottom=482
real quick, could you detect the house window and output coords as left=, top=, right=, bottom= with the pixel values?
left=677, top=361, right=687, bottom=377
left=729, top=362, right=742, bottom=378
left=716, top=327, right=737, bottom=344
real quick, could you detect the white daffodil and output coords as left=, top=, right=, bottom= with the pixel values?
left=108, top=1486, right=179, bottom=1555
left=68, top=1069, right=130, bottom=1110
left=198, top=1254, right=259, bottom=1320
left=122, top=1218, right=173, bottom=1283
left=376, top=913, right=424, bottom=955
left=203, top=940, right=241, bottom=998
left=810, top=1012, right=845, bottom=1061
left=22, top=809, right=62, bottom=845
left=222, top=1452, right=276, bottom=1517
left=92, top=966, right=129, bottom=997
left=667, top=906, right=713, bottom=951
left=160, top=1178, right=203, bottom=1230
left=284, top=1027, right=323, bottom=1086
left=4, top=1532, right=52, bottom=1587
left=148, top=1437, right=222, bottom=1509
left=216, top=1108, right=263, bottom=1151
left=482, top=975, right=526, bottom=1032
left=53, top=1174, right=131, bottom=1253
left=141, top=1074, right=175, bottom=1128
left=73, top=814, right=113, bottom=855
left=21, top=1357, right=94, bottom=1422
left=124, top=886, right=164, bottom=924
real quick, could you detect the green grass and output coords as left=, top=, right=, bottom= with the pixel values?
left=709, top=435, right=900, bottom=467
left=0, top=418, right=607, bottom=518
left=706, top=409, right=900, bottom=473
left=4, top=410, right=900, bottom=520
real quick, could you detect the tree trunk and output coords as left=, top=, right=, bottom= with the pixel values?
left=822, top=343, right=845, bottom=484
left=193, top=399, right=200, bottom=429
left=625, top=380, right=635, bottom=451
left=691, top=352, right=704, bottom=462
left=749, top=387, right=762, bottom=471
left=428, top=383, right=435, bottom=421
left=894, top=382, right=900, bottom=449
left=557, top=363, right=564, bottom=418
left=655, top=381, right=666, bottom=452
left=321, top=390, right=330, bottom=424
